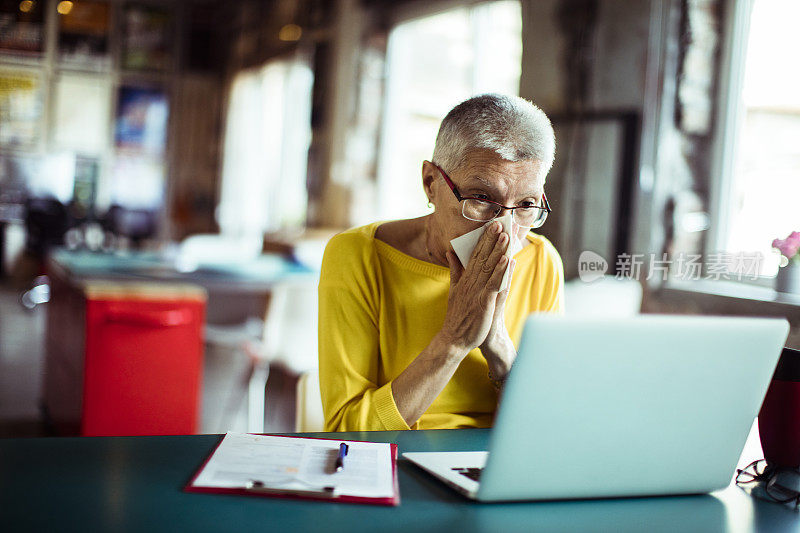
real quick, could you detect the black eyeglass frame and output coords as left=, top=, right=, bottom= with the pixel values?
left=735, top=458, right=800, bottom=508
left=432, top=163, right=551, bottom=228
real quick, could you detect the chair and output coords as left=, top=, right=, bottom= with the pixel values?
left=103, top=205, right=158, bottom=248
left=177, top=233, right=267, bottom=342
left=243, top=277, right=319, bottom=433
left=177, top=233, right=263, bottom=273
left=563, top=275, right=643, bottom=317
left=177, top=233, right=268, bottom=432
left=24, top=197, right=72, bottom=257
left=295, top=370, right=324, bottom=432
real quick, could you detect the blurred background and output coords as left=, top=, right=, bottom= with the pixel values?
left=1, top=0, right=799, bottom=438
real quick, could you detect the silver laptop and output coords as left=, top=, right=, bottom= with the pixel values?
left=403, top=315, right=789, bottom=502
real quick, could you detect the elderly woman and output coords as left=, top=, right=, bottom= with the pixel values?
left=318, top=94, right=564, bottom=432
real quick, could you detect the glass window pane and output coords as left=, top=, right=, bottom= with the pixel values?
left=377, top=1, right=522, bottom=220
left=725, top=0, right=800, bottom=276
left=218, top=59, right=313, bottom=235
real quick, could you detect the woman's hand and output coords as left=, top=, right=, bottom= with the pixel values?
left=441, top=220, right=510, bottom=353
left=479, top=259, right=516, bottom=380
left=392, top=221, right=514, bottom=427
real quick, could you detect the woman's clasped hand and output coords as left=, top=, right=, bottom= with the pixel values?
left=442, top=220, right=515, bottom=354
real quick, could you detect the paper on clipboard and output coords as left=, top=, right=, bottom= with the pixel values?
left=188, top=432, right=396, bottom=500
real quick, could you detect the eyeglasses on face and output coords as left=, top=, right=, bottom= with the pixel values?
left=432, top=163, right=551, bottom=229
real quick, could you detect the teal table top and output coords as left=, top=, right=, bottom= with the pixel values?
left=1, top=429, right=797, bottom=533
left=49, top=248, right=316, bottom=292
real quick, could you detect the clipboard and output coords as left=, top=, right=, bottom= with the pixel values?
left=184, top=433, right=400, bottom=506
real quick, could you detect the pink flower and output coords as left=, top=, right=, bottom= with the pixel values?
left=773, top=231, right=800, bottom=259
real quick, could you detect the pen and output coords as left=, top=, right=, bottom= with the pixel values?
left=335, top=442, right=348, bottom=472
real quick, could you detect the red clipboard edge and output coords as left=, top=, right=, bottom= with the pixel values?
left=184, top=434, right=400, bottom=506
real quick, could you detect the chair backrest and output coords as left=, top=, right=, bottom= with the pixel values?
left=295, top=370, right=325, bottom=432
left=177, top=233, right=263, bottom=271
left=262, top=277, right=319, bottom=374
left=563, top=275, right=642, bottom=317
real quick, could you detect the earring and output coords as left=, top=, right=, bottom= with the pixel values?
left=427, top=201, right=433, bottom=208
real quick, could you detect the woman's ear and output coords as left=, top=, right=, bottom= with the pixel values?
left=421, top=160, right=438, bottom=205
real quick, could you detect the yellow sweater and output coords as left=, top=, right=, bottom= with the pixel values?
left=318, top=222, right=564, bottom=432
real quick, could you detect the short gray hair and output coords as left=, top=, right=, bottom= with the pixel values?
left=431, top=94, right=556, bottom=176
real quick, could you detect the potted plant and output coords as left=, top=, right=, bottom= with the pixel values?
left=772, top=231, right=800, bottom=294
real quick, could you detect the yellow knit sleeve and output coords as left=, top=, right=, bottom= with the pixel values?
left=317, top=230, right=411, bottom=432
left=535, top=234, right=566, bottom=314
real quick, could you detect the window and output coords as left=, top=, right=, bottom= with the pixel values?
left=716, top=0, right=800, bottom=277
left=376, top=1, right=522, bottom=221
left=218, top=57, right=313, bottom=236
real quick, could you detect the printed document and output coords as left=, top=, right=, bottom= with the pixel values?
left=190, top=432, right=395, bottom=499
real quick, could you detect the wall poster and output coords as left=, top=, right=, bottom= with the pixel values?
left=0, top=0, right=45, bottom=55
left=121, top=4, right=172, bottom=71
left=58, top=0, right=111, bottom=70
left=0, top=69, right=44, bottom=147
left=114, top=85, right=168, bottom=156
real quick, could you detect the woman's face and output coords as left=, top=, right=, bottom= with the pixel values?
left=423, top=149, right=548, bottom=249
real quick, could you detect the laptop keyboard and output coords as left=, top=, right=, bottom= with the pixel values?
left=452, top=467, right=483, bottom=482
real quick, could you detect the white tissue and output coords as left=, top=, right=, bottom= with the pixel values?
left=449, top=212, right=522, bottom=290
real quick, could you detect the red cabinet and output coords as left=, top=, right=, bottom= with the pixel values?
left=44, top=269, right=206, bottom=436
